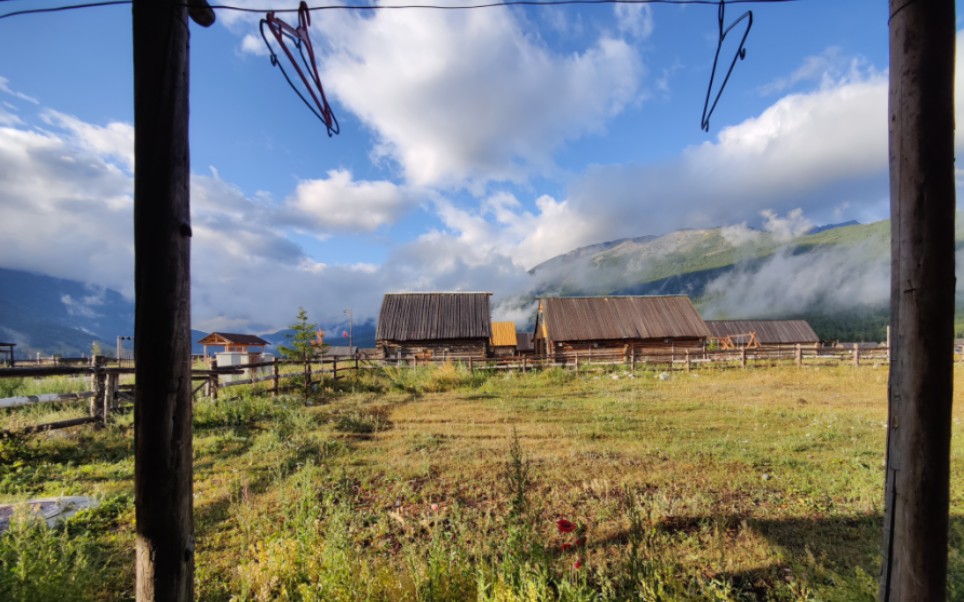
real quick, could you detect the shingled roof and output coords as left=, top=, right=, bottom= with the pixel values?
left=539, top=296, right=710, bottom=341
left=376, top=292, right=492, bottom=341
left=705, top=320, right=819, bottom=345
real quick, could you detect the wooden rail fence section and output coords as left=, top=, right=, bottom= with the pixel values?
left=1, top=347, right=891, bottom=437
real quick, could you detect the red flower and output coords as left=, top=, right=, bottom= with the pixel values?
left=560, top=543, right=573, bottom=552
left=573, top=559, right=583, bottom=570
left=556, top=519, right=576, bottom=534
left=574, top=537, right=586, bottom=547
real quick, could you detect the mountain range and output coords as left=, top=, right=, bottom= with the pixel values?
left=2, top=218, right=960, bottom=357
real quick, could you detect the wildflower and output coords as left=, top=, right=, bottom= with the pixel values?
left=573, top=559, right=583, bottom=570
left=556, top=518, right=576, bottom=533
left=561, top=543, right=573, bottom=552
left=430, top=503, right=439, bottom=512
left=574, top=536, right=586, bottom=547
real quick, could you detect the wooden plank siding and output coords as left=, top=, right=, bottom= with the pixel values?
left=376, top=292, right=492, bottom=359
left=705, top=320, right=819, bottom=349
left=534, top=296, right=711, bottom=360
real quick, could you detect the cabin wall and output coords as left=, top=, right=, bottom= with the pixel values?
left=546, top=337, right=706, bottom=360
left=378, top=338, right=488, bottom=360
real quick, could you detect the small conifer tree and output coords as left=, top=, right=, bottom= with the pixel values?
left=278, top=307, right=325, bottom=402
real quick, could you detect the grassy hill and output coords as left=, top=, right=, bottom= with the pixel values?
left=526, top=219, right=942, bottom=342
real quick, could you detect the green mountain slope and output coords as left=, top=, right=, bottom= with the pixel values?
left=527, top=219, right=959, bottom=342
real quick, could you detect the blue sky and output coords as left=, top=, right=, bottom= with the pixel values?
left=0, top=0, right=959, bottom=332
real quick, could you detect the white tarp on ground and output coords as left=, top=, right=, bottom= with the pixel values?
left=0, top=496, right=99, bottom=532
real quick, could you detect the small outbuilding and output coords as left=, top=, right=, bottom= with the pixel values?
left=490, top=322, right=518, bottom=357
left=705, top=320, right=819, bottom=350
left=376, top=292, right=492, bottom=360
left=533, top=295, right=710, bottom=359
left=197, top=332, right=271, bottom=356
left=516, top=331, right=535, bottom=357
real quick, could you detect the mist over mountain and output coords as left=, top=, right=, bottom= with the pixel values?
left=4, top=217, right=961, bottom=355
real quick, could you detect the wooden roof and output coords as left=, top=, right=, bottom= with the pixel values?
left=491, top=322, right=518, bottom=347
left=196, top=332, right=270, bottom=347
left=376, top=292, right=492, bottom=341
left=705, top=320, right=819, bottom=345
left=516, top=332, right=534, bottom=351
left=538, top=296, right=710, bottom=341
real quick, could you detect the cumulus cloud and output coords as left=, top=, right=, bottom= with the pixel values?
left=280, top=169, right=418, bottom=234
left=41, top=111, right=134, bottom=172
left=313, top=8, right=644, bottom=188
left=548, top=67, right=889, bottom=249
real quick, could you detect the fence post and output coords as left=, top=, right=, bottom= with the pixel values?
left=333, top=358, right=339, bottom=381
left=575, top=352, right=579, bottom=371
left=685, top=351, right=691, bottom=372
left=209, top=357, right=219, bottom=400
left=631, top=348, right=637, bottom=371
left=796, top=344, right=803, bottom=367
left=107, top=371, right=120, bottom=414
left=853, top=344, right=860, bottom=367
left=740, top=347, right=747, bottom=369
left=272, top=357, right=279, bottom=396
left=469, top=357, right=474, bottom=372
left=523, top=356, right=528, bottom=373
left=90, top=355, right=107, bottom=421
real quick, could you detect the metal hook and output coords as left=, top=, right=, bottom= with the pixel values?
left=700, top=0, right=752, bottom=132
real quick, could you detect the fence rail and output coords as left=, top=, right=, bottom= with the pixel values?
left=0, top=347, right=890, bottom=438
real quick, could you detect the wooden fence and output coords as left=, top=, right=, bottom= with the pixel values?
left=0, top=355, right=360, bottom=438
left=379, top=344, right=891, bottom=372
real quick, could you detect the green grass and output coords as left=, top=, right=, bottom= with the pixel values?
left=1, top=363, right=962, bottom=600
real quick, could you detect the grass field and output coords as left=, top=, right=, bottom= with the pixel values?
left=1, top=363, right=962, bottom=601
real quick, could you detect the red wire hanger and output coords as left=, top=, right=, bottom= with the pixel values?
left=260, top=1, right=340, bottom=136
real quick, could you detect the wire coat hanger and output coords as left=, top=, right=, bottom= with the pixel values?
left=260, top=0, right=339, bottom=136
left=700, top=0, right=752, bottom=132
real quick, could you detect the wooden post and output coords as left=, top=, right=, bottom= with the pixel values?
left=881, top=1, right=956, bottom=599
left=574, top=352, right=579, bottom=371
left=631, top=348, right=636, bottom=371
left=90, top=356, right=107, bottom=421
left=107, top=371, right=120, bottom=417
left=853, top=343, right=860, bottom=367
left=468, top=357, right=473, bottom=372
left=740, top=347, right=747, bottom=369
left=333, top=358, right=338, bottom=381
left=523, top=356, right=527, bottom=373
left=272, top=357, right=279, bottom=397
left=685, top=351, right=690, bottom=372
left=132, top=2, right=214, bottom=597
left=795, top=344, right=802, bottom=367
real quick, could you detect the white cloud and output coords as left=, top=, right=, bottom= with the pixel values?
left=0, top=76, right=38, bottom=104
left=282, top=169, right=417, bottom=233
left=551, top=68, right=890, bottom=248
left=314, top=9, right=644, bottom=188
left=41, top=111, right=134, bottom=172
left=760, top=47, right=875, bottom=95
left=760, top=208, right=812, bottom=242
left=614, top=3, right=654, bottom=39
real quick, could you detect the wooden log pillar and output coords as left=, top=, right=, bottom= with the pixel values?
left=740, top=347, right=747, bottom=369
left=90, top=355, right=107, bottom=421
left=272, top=357, right=279, bottom=397
left=881, top=0, right=956, bottom=599
left=132, top=3, right=213, bottom=598
left=795, top=344, right=802, bottom=367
